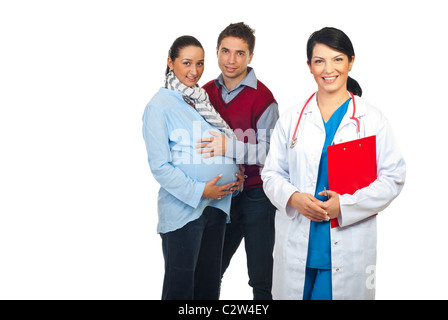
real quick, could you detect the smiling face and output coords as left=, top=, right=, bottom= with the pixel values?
left=217, top=36, right=253, bottom=90
left=167, top=45, right=205, bottom=87
left=308, top=43, right=354, bottom=96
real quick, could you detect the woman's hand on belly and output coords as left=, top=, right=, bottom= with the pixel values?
left=202, top=174, right=236, bottom=200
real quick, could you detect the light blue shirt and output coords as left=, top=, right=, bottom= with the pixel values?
left=143, top=88, right=239, bottom=234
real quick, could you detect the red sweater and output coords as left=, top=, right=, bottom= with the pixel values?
left=203, top=80, right=276, bottom=189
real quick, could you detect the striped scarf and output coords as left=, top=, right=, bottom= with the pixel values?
left=164, top=71, right=236, bottom=139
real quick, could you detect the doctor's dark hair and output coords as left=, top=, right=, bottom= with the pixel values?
left=307, top=27, right=362, bottom=97
left=217, top=22, right=256, bottom=55
left=165, top=35, right=204, bottom=75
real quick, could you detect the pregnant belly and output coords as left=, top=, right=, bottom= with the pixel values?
left=173, top=156, right=239, bottom=186
left=178, top=157, right=239, bottom=186
left=170, top=132, right=239, bottom=185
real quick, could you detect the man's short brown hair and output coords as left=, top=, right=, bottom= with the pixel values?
left=217, top=22, right=256, bottom=55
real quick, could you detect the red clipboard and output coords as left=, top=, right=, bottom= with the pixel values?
left=327, top=135, right=377, bottom=228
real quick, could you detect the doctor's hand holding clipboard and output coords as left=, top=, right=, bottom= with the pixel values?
left=261, top=27, right=406, bottom=300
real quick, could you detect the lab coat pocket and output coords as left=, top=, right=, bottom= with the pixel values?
left=333, top=132, right=359, bottom=146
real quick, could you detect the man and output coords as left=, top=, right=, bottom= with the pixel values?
left=196, top=22, right=279, bottom=300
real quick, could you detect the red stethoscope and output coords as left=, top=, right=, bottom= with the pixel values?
left=289, top=91, right=360, bottom=149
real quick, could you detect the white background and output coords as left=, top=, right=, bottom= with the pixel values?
left=0, top=0, right=446, bottom=299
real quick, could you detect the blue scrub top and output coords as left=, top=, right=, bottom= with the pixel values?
left=306, top=98, right=351, bottom=269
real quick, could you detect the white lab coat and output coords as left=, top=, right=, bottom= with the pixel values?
left=262, top=94, right=406, bottom=300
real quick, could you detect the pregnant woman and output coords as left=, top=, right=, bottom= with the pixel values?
left=142, top=36, right=243, bottom=300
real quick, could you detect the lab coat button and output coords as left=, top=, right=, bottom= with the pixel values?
left=335, top=268, right=340, bottom=272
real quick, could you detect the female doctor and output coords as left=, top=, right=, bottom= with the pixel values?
left=261, top=27, right=406, bottom=300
